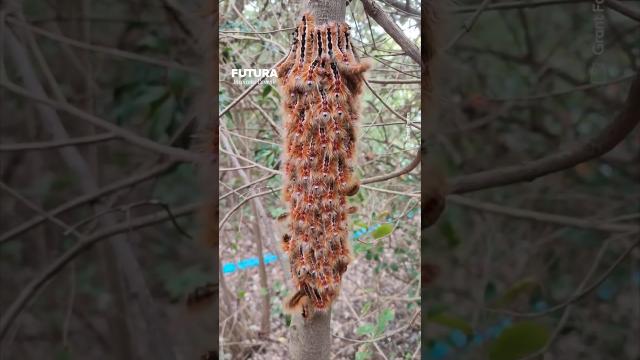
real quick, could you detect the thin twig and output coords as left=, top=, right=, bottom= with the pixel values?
left=219, top=147, right=281, bottom=175
left=220, top=26, right=296, bottom=35
left=219, top=188, right=280, bottom=228
left=519, top=234, right=619, bottom=359
left=361, top=150, right=420, bottom=184
left=490, top=73, right=636, bottom=102
left=445, top=0, right=492, bottom=50
left=0, top=162, right=176, bottom=245
left=448, top=195, right=640, bottom=233
left=453, top=0, right=588, bottom=13
left=0, top=133, right=115, bottom=151
left=0, top=80, right=202, bottom=163
left=607, top=0, right=640, bottom=22
left=360, top=0, right=420, bottom=64
left=487, top=233, right=639, bottom=318
left=218, top=64, right=280, bottom=118
left=0, top=203, right=199, bottom=341
left=367, top=78, right=420, bottom=85
left=220, top=174, right=276, bottom=201
left=364, top=79, right=420, bottom=130
left=6, top=17, right=198, bottom=74
left=450, top=74, right=640, bottom=194
left=0, top=181, right=82, bottom=237
left=333, top=309, right=420, bottom=344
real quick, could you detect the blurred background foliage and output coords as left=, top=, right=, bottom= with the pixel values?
left=1, top=0, right=214, bottom=359
left=424, top=0, right=638, bottom=359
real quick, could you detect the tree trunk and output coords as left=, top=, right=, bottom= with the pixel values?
left=287, top=3, right=345, bottom=360
left=251, top=202, right=271, bottom=337
left=289, top=308, right=332, bottom=360
left=301, top=0, right=345, bottom=23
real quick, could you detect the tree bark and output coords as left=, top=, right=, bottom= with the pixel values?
left=361, top=0, right=421, bottom=64
left=289, top=308, right=332, bottom=360
left=301, top=0, right=345, bottom=23
left=251, top=202, right=271, bottom=337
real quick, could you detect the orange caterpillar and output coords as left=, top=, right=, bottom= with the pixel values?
left=276, top=13, right=369, bottom=317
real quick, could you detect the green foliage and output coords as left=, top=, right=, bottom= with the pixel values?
left=360, top=301, right=372, bottom=316
left=488, top=322, right=550, bottom=360
left=376, top=308, right=395, bottom=334
left=155, top=264, right=211, bottom=301
left=355, top=345, right=372, bottom=360
left=356, top=323, right=375, bottom=336
left=55, top=348, right=72, bottom=360
left=371, top=223, right=393, bottom=239
left=152, top=163, right=199, bottom=220
left=261, top=84, right=273, bottom=99
left=438, top=219, right=461, bottom=249
left=76, top=265, right=102, bottom=297
left=485, top=282, right=498, bottom=303
left=137, top=31, right=169, bottom=53
left=427, top=312, right=473, bottom=336
left=237, top=289, right=247, bottom=299
left=354, top=309, right=396, bottom=359
left=0, top=241, right=22, bottom=264
left=496, top=277, right=542, bottom=307
left=267, top=206, right=287, bottom=218
left=254, top=144, right=281, bottom=168
left=356, top=308, right=395, bottom=337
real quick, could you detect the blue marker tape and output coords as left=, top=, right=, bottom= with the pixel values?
left=222, top=209, right=422, bottom=275
left=222, top=253, right=277, bottom=274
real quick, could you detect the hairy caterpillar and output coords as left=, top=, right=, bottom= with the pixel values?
left=276, top=13, right=369, bottom=317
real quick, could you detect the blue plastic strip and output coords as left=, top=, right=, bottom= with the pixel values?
left=221, top=209, right=420, bottom=275
left=222, top=253, right=279, bottom=274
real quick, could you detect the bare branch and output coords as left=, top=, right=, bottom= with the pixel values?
left=361, top=0, right=420, bottom=65
left=487, top=233, right=640, bottom=318
left=0, top=202, right=199, bottom=341
left=6, top=17, right=198, bottom=74
left=0, top=181, right=82, bottom=237
left=1, top=80, right=202, bottom=163
left=607, top=0, right=640, bottom=22
left=219, top=147, right=281, bottom=175
left=361, top=150, right=420, bottom=184
left=445, top=0, right=492, bottom=50
left=453, top=0, right=593, bottom=13
left=220, top=26, right=296, bottom=35
left=367, top=78, right=420, bottom=85
left=364, top=79, right=420, bottom=129
left=333, top=309, right=419, bottom=343
left=0, top=162, right=176, bottom=245
left=448, top=195, right=640, bottom=233
left=218, top=72, right=271, bottom=118
left=450, top=74, right=640, bottom=194
left=489, top=73, right=635, bottom=102
left=0, top=133, right=115, bottom=151
left=379, top=0, right=420, bottom=16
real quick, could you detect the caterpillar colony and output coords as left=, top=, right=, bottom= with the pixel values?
left=276, top=13, right=370, bottom=317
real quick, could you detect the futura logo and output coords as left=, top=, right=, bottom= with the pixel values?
left=231, top=69, right=277, bottom=78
